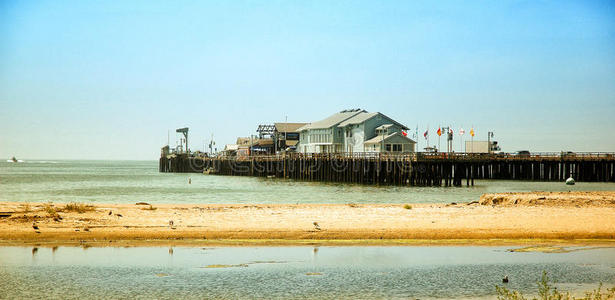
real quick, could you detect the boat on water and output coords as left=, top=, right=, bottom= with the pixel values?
left=6, top=156, right=24, bottom=163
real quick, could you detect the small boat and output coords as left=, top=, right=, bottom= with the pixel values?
left=6, top=156, right=24, bottom=163
left=565, top=177, right=575, bottom=185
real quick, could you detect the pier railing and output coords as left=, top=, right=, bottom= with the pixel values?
left=185, top=151, right=615, bottom=162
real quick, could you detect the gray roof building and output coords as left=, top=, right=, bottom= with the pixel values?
left=297, top=109, right=365, bottom=131
left=297, top=109, right=415, bottom=154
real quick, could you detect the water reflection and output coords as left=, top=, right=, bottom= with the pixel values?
left=1, top=246, right=613, bottom=299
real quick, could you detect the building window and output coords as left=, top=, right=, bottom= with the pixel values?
left=393, top=144, right=402, bottom=152
left=385, top=144, right=392, bottom=151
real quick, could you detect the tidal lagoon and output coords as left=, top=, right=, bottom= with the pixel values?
left=1, top=246, right=614, bottom=299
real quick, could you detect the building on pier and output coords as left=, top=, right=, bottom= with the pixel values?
left=364, top=129, right=416, bottom=153
left=236, top=137, right=251, bottom=157
left=274, top=123, right=307, bottom=151
left=255, top=123, right=308, bottom=153
left=297, top=109, right=415, bottom=153
left=465, top=141, right=501, bottom=153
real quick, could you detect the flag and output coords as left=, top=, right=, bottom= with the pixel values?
left=401, top=130, right=407, bottom=137
left=423, top=129, right=428, bottom=140
left=470, top=128, right=475, bottom=137
left=459, top=128, right=465, bottom=136
left=437, top=127, right=442, bottom=136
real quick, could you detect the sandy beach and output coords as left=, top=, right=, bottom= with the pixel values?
left=1, top=191, right=614, bottom=246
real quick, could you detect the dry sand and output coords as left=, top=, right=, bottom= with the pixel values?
left=1, top=191, right=614, bottom=246
left=480, top=191, right=615, bottom=206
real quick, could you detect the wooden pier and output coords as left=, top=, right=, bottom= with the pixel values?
left=159, top=152, right=615, bottom=186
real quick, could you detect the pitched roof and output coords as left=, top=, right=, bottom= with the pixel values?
left=236, top=137, right=251, bottom=146
left=337, top=112, right=409, bottom=130
left=364, top=132, right=417, bottom=145
left=298, top=109, right=365, bottom=130
left=337, top=112, right=379, bottom=127
left=274, top=123, right=308, bottom=133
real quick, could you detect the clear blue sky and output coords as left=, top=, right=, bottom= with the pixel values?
left=1, top=0, right=614, bottom=160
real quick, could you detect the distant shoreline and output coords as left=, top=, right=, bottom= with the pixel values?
left=1, top=191, right=614, bottom=246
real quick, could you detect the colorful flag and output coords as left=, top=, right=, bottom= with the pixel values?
left=470, top=128, right=475, bottom=137
left=459, top=128, right=465, bottom=136
left=401, top=130, right=408, bottom=137
left=423, top=129, right=428, bottom=140
left=437, top=127, right=442, bottom=136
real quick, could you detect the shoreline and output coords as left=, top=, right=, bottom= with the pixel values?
left=3, top=238, right=615, bottom=248
left=2, top=191, right=614, bottom=246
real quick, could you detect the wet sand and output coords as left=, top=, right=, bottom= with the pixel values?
left=1, top=191, right=614, bottom=246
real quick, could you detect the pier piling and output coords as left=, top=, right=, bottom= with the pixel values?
left=159, top=152, right=615, bottom=186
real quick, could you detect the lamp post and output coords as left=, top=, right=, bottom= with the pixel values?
left=488, top=131, right=494, bottom=154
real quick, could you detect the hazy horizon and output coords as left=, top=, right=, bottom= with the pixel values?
left=1, top=1, right=614, bottom=160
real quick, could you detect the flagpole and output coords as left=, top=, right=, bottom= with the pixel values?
left=449, top=126, right=453, bottom=153
left=471, top=125, right=474, bottom=153
left=438, top=125, right=441, bottom=152
left=415, top=124, right=418, bottom=152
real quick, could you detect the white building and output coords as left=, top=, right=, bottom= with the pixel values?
left=297, top=109, right=416, bottom=154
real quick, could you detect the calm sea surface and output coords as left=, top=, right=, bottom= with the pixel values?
left=1, top=160, right=615, bottom=204
left=1, top=160, right=614, bottom=204
left=1, top=246, right=614, bottom=299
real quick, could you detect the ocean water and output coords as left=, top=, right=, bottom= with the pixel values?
left=1, top=246, right=614, bottom=299
left=1, top=160, right=614, bottom=204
